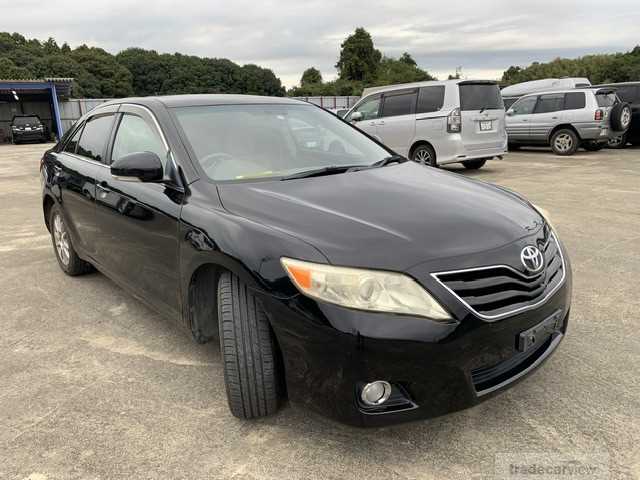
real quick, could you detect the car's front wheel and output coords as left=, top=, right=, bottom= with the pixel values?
left=550, top=129, right=579, bottom=156
left=49, top=205, right=93, bottom=276
left=217, top=271, right=281, bottom=419
left=462, top=159, right=487, bottom=170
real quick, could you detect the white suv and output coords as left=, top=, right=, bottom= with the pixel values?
left=343, top=80, right=508, bottom=170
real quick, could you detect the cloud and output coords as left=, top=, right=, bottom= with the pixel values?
left=3, top=0, right=640, bottom=87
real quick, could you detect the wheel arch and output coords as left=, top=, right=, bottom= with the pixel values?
left=548, top=124, right=581, bottom=143
left=43, top=194, right=56, bottom=232
left=409, top=140, right=436, bottom=160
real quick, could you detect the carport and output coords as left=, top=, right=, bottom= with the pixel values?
left=0, top=78, right=73, bottom=143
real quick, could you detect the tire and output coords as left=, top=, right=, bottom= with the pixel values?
left=49, top=205, right=93, bottom=276
left=609, top=102, right=632, bottom=132
left=550, top=129, right=579, bottom=156
left=218, top=272, right=280, bottom=419
left=583, top=141, right=605, bottom=152
left=411, top=144, right=437, bottom=167
left=462, top=159, right=487, bottom=170
left=607, top=133, right=628, bottom=149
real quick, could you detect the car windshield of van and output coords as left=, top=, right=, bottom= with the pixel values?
left=13, top=116, right=40, bottom=126
left=172, top=104, right=392, bottom=181
left=459, top=83, right=504, bottom=111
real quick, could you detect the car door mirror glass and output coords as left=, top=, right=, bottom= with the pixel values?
left=111, top=151, right=164, bottom=182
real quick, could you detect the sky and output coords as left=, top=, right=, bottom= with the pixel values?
left=2, top=0, right=640, bottom=87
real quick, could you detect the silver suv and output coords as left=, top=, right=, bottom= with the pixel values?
left=343, top=80, right=507, bottom=170
left=505, top=88, right=631, bottom=155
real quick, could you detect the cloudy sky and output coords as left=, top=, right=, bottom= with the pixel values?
left=2, top=0, right=640, bottom=87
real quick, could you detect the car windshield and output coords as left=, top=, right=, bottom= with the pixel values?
left=13, top=116, right=39, bottom=126
left=172, top=104, right=391, bottom=181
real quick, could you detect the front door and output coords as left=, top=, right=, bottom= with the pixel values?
left=93, top=104, right=183, bottom=317
left=528, top=93, right=565, bottom=143
left=506, top=95, right=538, bottom=142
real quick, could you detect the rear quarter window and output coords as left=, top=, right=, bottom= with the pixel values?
left=459, top=83, right=504, bottom=111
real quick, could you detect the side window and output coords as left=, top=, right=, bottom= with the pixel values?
left=563, top=92, right=586, bottom=110
left=511, top=96, right=538, bottom=115
left=381, top=90, right=417, bottom=117
left=416, top=86, right=445, bottom=113
left=63, top=124, right=83, bottom=154
left=111, top=114, right=166, bottom=165
left=347, top=95, right=381, bottom=121
left=533, top=94, right=564, bottom=114
left=76, top=114, right=115, bottom=161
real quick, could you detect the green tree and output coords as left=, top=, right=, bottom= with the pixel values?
left=336, top=27, right=381, bottom=82
left=374, top=55, right=435, bottom=86
left=0, top=57, right=32, bottom=79
left=300, top=67, right=322, bottom=86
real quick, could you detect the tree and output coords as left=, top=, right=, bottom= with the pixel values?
left=335, top=27, right=381, bottom=82
left=399, top=52, right=417, bottom=66
left=300, top=67, right=322, bottom=86
left=374, top=55, right=435, bottom=86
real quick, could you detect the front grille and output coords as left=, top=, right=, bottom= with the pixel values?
left=432, top=233, right=565, bottom=320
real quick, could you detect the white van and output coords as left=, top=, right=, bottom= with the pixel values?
left=501, top=78, right=591, bottom=109
left=343, top=80, right=507, bottom=169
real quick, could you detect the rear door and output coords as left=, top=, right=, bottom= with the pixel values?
left=458, top=81, right=505, bottom=150
left=376, top=88, right=418, bottom=155
left=505, top=95, right=538, bottom=141
left=52, top=108, right=118, bottom=258
left=528, top=93, right=565, bottom=142
left=344, top=94, right=381, bottom=139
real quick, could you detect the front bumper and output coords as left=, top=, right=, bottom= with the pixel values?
left=260, top=269, right=571, bottom=427
left=13, top=130, right=46, bottom=142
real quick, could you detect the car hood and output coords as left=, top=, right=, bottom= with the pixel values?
left=217, top=162, right=543, bottom=271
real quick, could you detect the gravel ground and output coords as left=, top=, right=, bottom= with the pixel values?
left=1, top=143, right=638, bottom=480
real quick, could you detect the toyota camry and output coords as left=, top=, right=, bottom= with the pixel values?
left=41, top=95, right=572, bottom=426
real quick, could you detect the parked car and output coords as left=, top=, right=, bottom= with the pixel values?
left=505, top=88, right=631, bottom=155
left=501, top=78, right=591, bottom=109
left=343, top=79, right=507, bottom=170
left=42, top=94, right=571, bottom=427
left=10, top=114, right=48, bottom=144
left=590, top=82, right=640, bottom=148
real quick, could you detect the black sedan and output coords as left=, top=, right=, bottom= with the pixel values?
left=40, top=95, right=572, bottom=427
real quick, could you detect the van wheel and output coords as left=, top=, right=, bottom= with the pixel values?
left=49, top=205, right=93, bottom=276
left=462, top=159, right=486, bottom=170
left=218, top=272, right=280, bottom=419
left=411, top=144, right=437, bottom=167
left=550, top=129, right=579, bottom=156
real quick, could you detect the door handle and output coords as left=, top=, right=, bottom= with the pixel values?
left=551, top=116, right=558, bottom=120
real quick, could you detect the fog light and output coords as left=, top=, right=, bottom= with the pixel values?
left=360, top=381, right=392, bottom=406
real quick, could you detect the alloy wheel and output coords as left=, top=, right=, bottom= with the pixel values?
left=554, top=133, right=573, bottom=153
left=53, top=213, right=70, bottom=266
left=414, top=148, right=431, bottom=164
left=620, top=107, right=631, bottom=129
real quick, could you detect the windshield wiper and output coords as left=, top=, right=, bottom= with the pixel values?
left=280, top=165, right=359, bottom=181
left=347, top=155, right=407, bottom=172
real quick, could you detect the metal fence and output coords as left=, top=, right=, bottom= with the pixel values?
left=292, top=96, right=360, bottom=110
left=59, top=98, right=110, bottom=132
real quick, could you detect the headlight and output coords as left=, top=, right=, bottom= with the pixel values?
left=281, top=258, right=452, bottom=322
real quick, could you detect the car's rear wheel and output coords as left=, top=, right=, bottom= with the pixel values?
left=411, top=144, right=437, bottom=167
left=608, top=133, right=628, bottom=149
left=217, top=271, right=280, bottom=419
left=550, top=129, right=579, bottom=156
left=49, top=205, right=93, bottom=276
left=462, top=159, right=487, bottom=170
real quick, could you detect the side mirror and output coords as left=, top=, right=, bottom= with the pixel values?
left=111, top=151, right=163, bottom=182
left=336, top=109, right=347, bottom=118
left=506, top=109, right=515, bottom=116
left=350, top=111, right=363, bottom=122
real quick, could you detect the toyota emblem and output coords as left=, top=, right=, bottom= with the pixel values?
left=520, top=246, right=544, bottom=272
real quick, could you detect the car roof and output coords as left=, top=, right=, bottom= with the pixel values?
left=518, top=88, right=597, bottom=98
left=361, top=79, right=496, bottom=98
left=97, top=94, right=305, bottom=109
left=591, top=81, right=640, bottom=87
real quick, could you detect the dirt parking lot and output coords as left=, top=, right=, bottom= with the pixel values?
left=1, top=143, right=639, bottom=480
